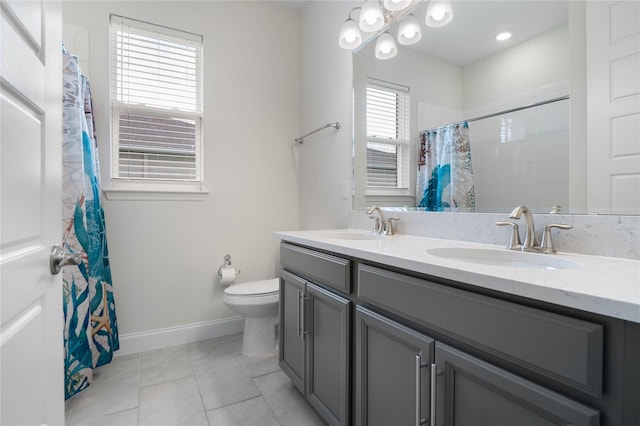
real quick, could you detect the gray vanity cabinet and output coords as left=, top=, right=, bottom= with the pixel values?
left=434, top=343, right=600, bottom=426
left=279, top=246, right=352, bottom=426
left=279, top=269, right=306, bottom=393
left=306, top=282, right=351, bottom=426
left=355, top=306, right=435, bottom=426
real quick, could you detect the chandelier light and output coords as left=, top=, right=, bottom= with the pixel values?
left=359, top=0, right=385, bottom=33
left=425, top=0, right=453, bottom=28
left=397, top=14, right=422, bottom=45
left=375, top=32, right=398, bottom=59
left=339, top=8, right=363, bottom=49
left=338, top=0, right=454, bottom=60
left=383, top=0, right=412, bottom=12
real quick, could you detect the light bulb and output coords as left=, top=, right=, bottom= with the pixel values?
left=359, top=0, right=385, bottom=32
left=431, top=7, right=445, bottom=21
left=338, top=18, right=362, bottom=50
left=426, top=0, right=453, bottom=28
left=383, top=0, right=412, bottom=12
left=375, top=32, right=397, bottom=60
left=365, top=13, right=378, bottom=25
left=398, top=14, right=422, bottom=45
left=496, top=32, right=512, bottom=41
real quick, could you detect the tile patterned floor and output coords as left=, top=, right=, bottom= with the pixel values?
left=65, top=334, right=326, bottom=426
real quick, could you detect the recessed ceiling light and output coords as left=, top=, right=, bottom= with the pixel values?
left=496, top=32, right=512, bottom=41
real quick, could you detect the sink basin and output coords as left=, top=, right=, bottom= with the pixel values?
left=322, top=231, right=384, bottom=241
left=427, top=247, right=579, bottom=270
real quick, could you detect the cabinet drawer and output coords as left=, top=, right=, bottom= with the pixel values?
left=281, top=243, right=351, bottom=294
left=358, top=264, right=603, bottom=397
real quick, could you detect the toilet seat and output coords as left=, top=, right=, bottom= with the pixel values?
left=224, top=278, right=279, bottom=297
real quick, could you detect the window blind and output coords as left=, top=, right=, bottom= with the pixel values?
left=110, top=15, right=203, bottom=182
left=366, top=81, right=410, bottom=189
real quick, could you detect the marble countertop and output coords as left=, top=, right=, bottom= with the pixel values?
left=274, top=229, right=640, bottom=323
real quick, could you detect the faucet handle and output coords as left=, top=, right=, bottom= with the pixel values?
left=383, top=217, right=399, bottom=235
left=540, top=223, right=573, bottom=254
left=496, top=221, right=522, bottom=250
left=369, top=215, right=381, bottom=234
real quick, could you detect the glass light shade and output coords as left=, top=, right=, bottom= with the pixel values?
left=375, top=32, right=397, bottom=60
left=397, top=14, right=422, bottom=45
left=339, top=18, right=363, bottom=49
left=425, top=0, right=453, bottom=28
left=383, top=0, right=412, bottom=12
left=359, top=0, right=385, bottom=32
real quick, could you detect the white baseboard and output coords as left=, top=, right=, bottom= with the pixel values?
left=115, top=316, right=245, bottom=356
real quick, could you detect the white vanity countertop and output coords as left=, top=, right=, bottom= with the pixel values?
left=274, top=229, right=640, bottom=324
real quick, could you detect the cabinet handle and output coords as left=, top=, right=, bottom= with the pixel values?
left=416, top=355, right=421, bottom=426
left=297, top=290, right=302, bottom=338
left=430, top=363, right=437, bottom=426
left=302, top=296, right=310, bottom=335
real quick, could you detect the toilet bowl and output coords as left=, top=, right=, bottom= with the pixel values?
left=222, top=278, right=279, bottom=357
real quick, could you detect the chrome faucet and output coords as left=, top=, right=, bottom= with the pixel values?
left=509, top=205, right=539, bottom=251
left=367, top=205, right=385, bottom=234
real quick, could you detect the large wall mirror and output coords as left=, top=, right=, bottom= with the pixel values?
left=352, top=0, right=640, bottom=215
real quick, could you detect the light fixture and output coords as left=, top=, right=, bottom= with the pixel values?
left=375, top=32, right=397, bottom=59
left=397, top=14, right=421, bottom=45
left=425, top=0, right=453, bottom=28
left=359, top=0, right=385, bottom=33
left=383, top=0, right=412, bottom=12
left=339, top=8, right=363, bottom=49
left=496, top=32, right=512, bottom=41
left=338, top=0, right=455, bottom=60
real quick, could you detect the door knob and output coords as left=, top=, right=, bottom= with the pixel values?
left=50, top=245, right=82, bottom=275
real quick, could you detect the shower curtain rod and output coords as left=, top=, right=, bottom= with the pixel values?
left=295, top=122, right=340, bottom=144
left=422, top=95, right=570, bottom=132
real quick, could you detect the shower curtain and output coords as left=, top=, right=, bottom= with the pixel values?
left=62, top=48, right=119, bottom=399
left=417, top=123, right=476, bottom=212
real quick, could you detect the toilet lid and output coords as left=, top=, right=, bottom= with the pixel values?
left=224, top=278, right=280, bottom=296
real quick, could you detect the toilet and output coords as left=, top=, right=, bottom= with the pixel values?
left=222, top=278, right=280, bottom=357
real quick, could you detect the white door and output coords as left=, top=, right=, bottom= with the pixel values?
left=586, top=0, right=640, bottom=215
left=1, top=1, right=65, bottom=425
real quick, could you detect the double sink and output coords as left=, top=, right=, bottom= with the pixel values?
left=321, top=230, right=579, bottom=270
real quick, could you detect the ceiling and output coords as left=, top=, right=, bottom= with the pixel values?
left=271, top=1, right=569, bottom=67
left=372, top=1, right=569, bottom=66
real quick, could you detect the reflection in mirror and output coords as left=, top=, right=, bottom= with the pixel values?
left=353, top=1, right=585, bottom=212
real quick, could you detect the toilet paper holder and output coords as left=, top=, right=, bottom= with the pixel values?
left=218, top=254, right=241, bottom=278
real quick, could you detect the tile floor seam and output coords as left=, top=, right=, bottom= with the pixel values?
left=250, top=378, right=284, bottom=426
left=65, top=335, right=321, bottom=426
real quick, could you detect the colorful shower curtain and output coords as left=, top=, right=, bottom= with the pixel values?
left=62, top=48, right=119, bottom=399
left=417, top=123, right=476, bottom=211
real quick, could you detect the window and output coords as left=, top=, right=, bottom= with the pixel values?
left=366, top=80, right=410, bottom=193
left=109, top=15, right=203, bottom=193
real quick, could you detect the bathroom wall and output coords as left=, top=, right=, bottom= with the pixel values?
left=462, top=24, right=570, bottom=110
left=62, top=1, right=300, bottom=349
left=298, top=1, right=355, bottom=229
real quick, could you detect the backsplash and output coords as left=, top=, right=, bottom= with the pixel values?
left=348, top=210, right=640, bottom=260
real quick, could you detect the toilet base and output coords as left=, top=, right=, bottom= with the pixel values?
left=241, top=315, right=278, bottom=357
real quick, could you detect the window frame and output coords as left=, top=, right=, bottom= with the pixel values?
left=105, top=14, right=207, bottom=200
left=365, top=79, right=411, bottom=197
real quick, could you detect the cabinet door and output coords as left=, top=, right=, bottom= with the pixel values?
left=306, top=282, right=351, bottom=426
left=356, top=307, right=435, bottom=426
left=279, top=270, right=306, bottom=394
left=434, top=343, right=600, bottom=426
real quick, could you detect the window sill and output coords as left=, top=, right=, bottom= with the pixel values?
left=365, top=188, right=412, bottom=197
left=103, top=181, right=209, bottom=201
